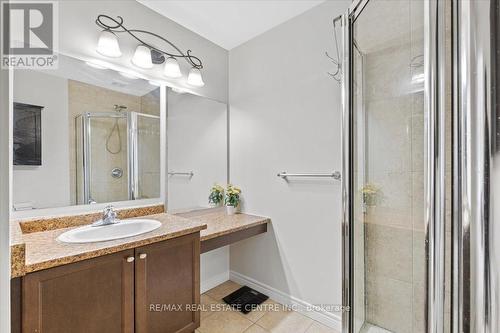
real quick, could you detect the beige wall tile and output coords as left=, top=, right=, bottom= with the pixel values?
left=365, top=171, right=412, bottom=228
left=367, top=96, right=413, bottom=174
left=366, top=277, right=412, bottom=333
left=365, top=223, right=413, bottom=283
left=68, top=79, right=160, bottom=204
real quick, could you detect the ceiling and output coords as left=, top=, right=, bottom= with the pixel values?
left=137, top=0, right=326, bottom=50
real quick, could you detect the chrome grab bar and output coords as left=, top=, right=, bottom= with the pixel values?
left=277, top=171, right=341, bottom=180
left=168, top=171, right=194, bottom=177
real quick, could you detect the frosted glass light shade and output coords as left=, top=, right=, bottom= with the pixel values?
left=96, top=30, right=122, bottom=58
left=132, top=45, right=153, bottom=69
left=163, top=57, right=182, bottom=78
left=187, top=67, right=204, bottom=87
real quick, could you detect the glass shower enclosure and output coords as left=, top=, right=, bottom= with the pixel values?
left=75, top=111, right=160, bottom=205
left=341, top=0, right=451, bottom=332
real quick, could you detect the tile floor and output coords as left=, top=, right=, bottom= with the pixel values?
left=196, top=280, right=340, bottom=333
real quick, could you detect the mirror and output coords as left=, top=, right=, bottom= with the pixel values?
left=167, top=88, right=227, bottom=212
left=12, top=54, right=163, bottom=212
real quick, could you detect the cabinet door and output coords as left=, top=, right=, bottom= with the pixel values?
left=23, top=249, right=135, bottom=333
left=135, top=232, right=200, bottom=333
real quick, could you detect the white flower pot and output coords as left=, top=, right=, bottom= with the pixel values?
left=226, top=205, right=237, bottom=215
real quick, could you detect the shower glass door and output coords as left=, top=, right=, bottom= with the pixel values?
left=345, top=0, right=451, bottom=332
left=134, top=113, right=161, bottom=200
left=76, top=113, right=129, bottom=205
left=76, top=111, right=161, bottom=205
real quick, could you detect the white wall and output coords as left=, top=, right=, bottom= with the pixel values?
left=12, top=70, right=70, bottom=209
left=59, top=0, right=228, bottom=103
left=200, top=246, right=230, bottom=293
left=228, top=0, right=349, bottom=328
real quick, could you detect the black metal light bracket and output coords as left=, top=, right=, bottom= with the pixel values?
left=96, top=15, right=203, bottom=69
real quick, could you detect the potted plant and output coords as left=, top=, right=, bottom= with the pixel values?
left=208, top=184, right=224, bottom=207
left=224, top=184, right=241, bottom=215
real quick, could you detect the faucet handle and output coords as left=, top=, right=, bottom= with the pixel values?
left=92, top=205, right=118, bottom=227
left=104, top=204, right=114, bottom=213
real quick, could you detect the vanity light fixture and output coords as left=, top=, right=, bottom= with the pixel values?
left=132, top=45, right=154, bottom=69
left=96, top=30, right=122, bottom=57
left=163, top=57, right=182, bottom=78
left=95, top=15, right=204, bottom=86
left=187, top=67, right=205, bottom=87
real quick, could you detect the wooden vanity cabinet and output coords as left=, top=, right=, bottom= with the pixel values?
left=21, top=233, right=200, bottom=333
left=22, top=249, right=135, bottom=333
left=135, top=233, right=200, bottom=333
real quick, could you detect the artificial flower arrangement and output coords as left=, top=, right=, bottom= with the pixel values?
left=361, top=183, right=382, bottom=207
left=224, top=184, right=241, bottom=215
left=208, top=183, right=225, bottom=207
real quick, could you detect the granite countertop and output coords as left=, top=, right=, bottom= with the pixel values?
left=10, top=207, right=271, bottom=278
left=176, top=209, right=271, bottom=241
left=11, top=213, right=206, bottom=277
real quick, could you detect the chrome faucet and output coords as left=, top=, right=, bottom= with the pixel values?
left=92, top=205, right=119, bottom=227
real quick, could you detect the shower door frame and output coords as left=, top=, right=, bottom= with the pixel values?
left=79, top=111, right=161, bottom=204
left=453, top=1, right=500, bottom=332
left=340, top=0, right=448, bottom=332
left=80, top=111, right=128, bottom=205
left=129, top=111, right=162, bottom=201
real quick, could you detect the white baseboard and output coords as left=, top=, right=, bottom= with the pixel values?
left=201, top=270, right=230, bottom=294
left=230, top=270, right=342, bottom=332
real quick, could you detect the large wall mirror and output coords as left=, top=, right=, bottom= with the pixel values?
left=11, top=53, right=165, bottom=214
left=11, top=53, right=228, bottom=216
left=166, top=88, right=228, bottom=212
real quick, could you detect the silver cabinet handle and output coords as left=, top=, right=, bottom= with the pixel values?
left=139, top=253, right=147, bottom=259
left=126, top=256, right=135, bottom=263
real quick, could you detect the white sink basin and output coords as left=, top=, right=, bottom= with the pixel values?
left=57, top=219, right=162, bottom=244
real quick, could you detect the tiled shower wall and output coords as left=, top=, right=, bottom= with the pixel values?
left=360, top=0, right=451, bottom=332
left=69, top=80, right=160, bottom=205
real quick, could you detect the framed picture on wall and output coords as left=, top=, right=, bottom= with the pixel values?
left=13, top=102, right=43, bottom=166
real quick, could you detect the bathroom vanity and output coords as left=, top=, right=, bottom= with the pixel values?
left=22, top=233, right=200, bottom=333
left=8, top=48, right=270, bottom=333
left=10, top=206, right=270, bottom=333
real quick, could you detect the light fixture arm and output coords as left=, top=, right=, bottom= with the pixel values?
left=96, top=15, right=203, bottom=69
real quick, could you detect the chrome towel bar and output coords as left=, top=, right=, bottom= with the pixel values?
left=277, top=171, right=341, bottom=180
left=168, top=171, right=194, bottom=177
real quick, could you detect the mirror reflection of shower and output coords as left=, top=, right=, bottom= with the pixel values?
left=75, top=109, right=161, bottom=205
left=106, top=104, right=127, bottom=154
